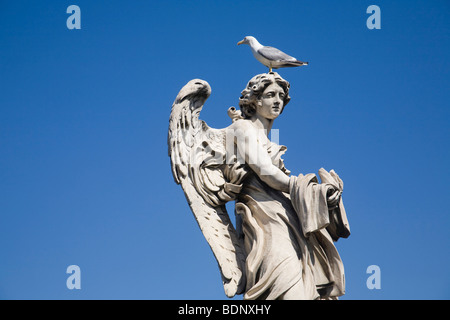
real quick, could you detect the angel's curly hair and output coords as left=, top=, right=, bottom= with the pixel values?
left=238, top=72, right=291, bottom=119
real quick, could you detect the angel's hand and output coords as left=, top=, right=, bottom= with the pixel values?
left=327, top=189, right=341, bottom=209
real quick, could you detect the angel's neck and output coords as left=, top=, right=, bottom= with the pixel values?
left=251, top=114, right=274, bottom=135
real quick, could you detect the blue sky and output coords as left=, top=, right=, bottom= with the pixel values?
left=0, top=0, right=449, bottom=299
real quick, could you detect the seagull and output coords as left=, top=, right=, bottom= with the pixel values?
left=237, top=36, right=308, bottom=72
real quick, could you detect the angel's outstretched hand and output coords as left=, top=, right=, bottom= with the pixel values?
left=327, top=188, right=341, bottom=209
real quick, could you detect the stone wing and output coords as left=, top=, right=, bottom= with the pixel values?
left=168, top=79, right=248, bottom=297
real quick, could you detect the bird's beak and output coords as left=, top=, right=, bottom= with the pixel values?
left=237, top=40, right=244, bottom=45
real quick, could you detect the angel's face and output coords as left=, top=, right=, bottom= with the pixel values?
left=257, top=83, right=285, bottom=120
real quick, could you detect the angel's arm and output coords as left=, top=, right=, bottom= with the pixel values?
left=234, top=123, right=290, bottom=193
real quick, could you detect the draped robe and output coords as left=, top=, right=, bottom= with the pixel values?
left=235, top=142, right=350, bottom=300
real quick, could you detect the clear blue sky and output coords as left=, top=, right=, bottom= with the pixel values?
left=0, top=0, right=449, bottom=299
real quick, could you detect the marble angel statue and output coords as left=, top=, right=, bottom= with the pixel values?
left=168, top=72, right=350, bottom=300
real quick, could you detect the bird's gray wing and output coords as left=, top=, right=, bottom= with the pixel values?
left=258, top=46, right=297, bottom=62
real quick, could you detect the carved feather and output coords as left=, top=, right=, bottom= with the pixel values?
left=168, top=79, right=248, bottom=297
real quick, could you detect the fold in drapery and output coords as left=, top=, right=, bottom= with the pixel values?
left=289, top=168, right=350, bottom=241
left=237, top=168, right=350, bottom=299
left=236, top=139, right=350, bottom=299
left=288, top=168, right=350, bottom=297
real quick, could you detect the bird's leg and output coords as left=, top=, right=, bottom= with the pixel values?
left=269, top=65, right=272, bottom=73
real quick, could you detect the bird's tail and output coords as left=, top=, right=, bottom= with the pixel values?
left=281, top=60, right=308, bottom=68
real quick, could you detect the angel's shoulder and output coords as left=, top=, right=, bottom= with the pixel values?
left=227, top=119, right=257, bottom=135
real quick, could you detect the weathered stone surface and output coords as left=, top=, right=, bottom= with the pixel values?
left=168, top=72, right=350, bottom=300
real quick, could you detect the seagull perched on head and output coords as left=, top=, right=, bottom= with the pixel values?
left=237, top=36, right=308, bottom=72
